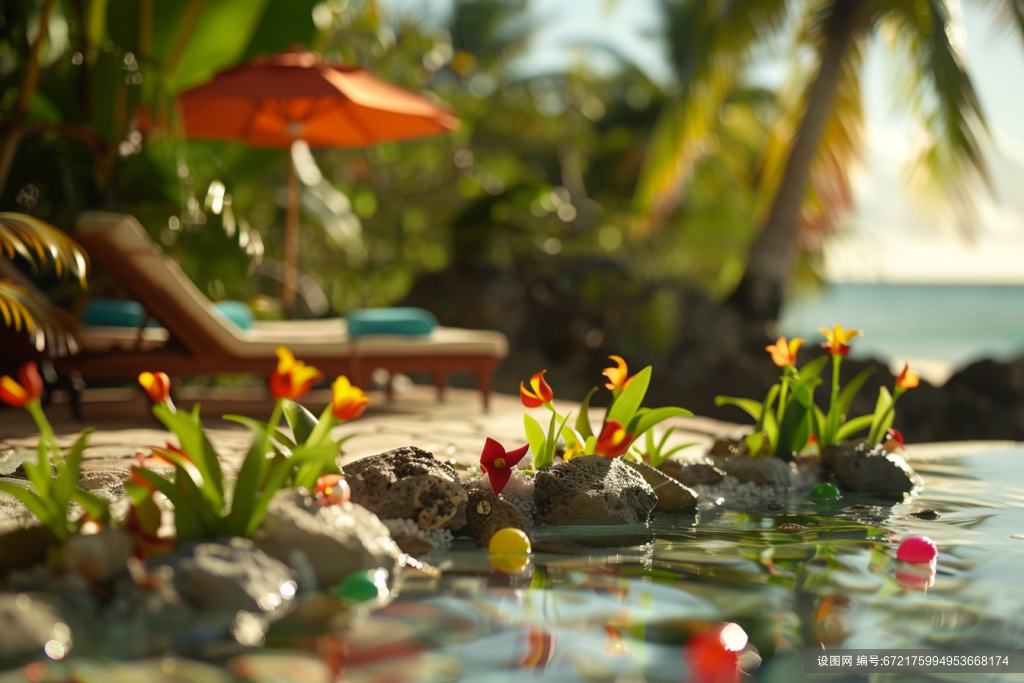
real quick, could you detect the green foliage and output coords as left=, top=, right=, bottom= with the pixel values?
left=0, top=403, right=109, bottom=548
left=639, top=427, right=697, bottom=468
left=137, top=396, right=345, bottom=541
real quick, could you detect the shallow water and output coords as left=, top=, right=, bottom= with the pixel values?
left=7, top=447, right=1024, bottom=682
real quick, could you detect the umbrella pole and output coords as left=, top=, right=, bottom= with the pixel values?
left=283, top=148, right=299, bottom=310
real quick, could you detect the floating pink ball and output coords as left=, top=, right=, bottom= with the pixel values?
left=896, top=536, right=937, bottom=564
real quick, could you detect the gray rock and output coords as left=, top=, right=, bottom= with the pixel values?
left=254, top=491, right=402, bottom=590
left=65, top=528, right=133, bottom=581
left=464, top=479, right=530, bottom=548
left=720, top=457, right=793, bottom=487
left=534, top=456, right=657, bottom=526
left=0, top=594, right=70, bottom=665
left=658, top=460, right=726, bottom=487
left=345, top=447, right=468, bottom=531
left=625, top=461, right=698, bottom=512
left=153, top=538, right=295, bottom=619
left=826, top=443, right=923, bottom=497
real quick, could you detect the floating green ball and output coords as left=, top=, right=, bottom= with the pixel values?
left=811, top=482, right=841, bottom=500
left=332, top=570, right=382, bottom=603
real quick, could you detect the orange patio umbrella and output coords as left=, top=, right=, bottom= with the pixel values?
left=178, top=49, right=459, bottom=308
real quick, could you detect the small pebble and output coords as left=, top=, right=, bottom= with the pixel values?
left=896, top=536, right=938, bottom=564
left=909, top=510, right=940, bottom=520
left=810, top=482, right=841, bottom=500
left=332, top=570, right=383, bottom=603
left=775, top=523, right=806, bottom=533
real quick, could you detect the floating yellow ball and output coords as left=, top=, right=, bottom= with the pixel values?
left=489, top=528, right=531, bottom=556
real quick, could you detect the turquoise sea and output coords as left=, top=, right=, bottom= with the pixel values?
left=779, top=283, right=1024, bottom=370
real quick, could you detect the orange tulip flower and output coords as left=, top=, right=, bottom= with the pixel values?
left=819, top=324, right=861, bottom=357
left=520, top=370, right=554, bottom=408
left=479, top=437, right=530, bottom=495
left=594, top=420, right=633, bottom=459
left=896, top=364, right=919, bottom=391
left=766, top=337, right=803, bottom=367
left=0, top=362, right=43, bottom=407
left=331, top=376, right=368, bottom=420
left=269, top=346, right=322, bottom=400
left=138, top=371, right=171, bottom=403
left=602, top=355, right=636, bottom=392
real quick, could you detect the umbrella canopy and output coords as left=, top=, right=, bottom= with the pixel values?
left=178, top=50, right=458, bottom=307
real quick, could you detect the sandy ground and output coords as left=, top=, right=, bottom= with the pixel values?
left=0, top=383, right=744, bottom=478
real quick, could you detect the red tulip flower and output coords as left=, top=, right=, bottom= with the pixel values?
left=480, top=437, right=529, bottom=495
left=0, top=361, right=43, bottom=407
left=594, top=420, right=633, bottom=459
left=765, top=337, right=802, bottom=367
left=819, top=324, right=861, bottom=357
left=520, top=370, right=554, bottom=408
left=270, top=346, right=322, bottom=400
left=138, top=371, right=171, bottom=404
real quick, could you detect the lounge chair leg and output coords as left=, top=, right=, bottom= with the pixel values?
left=68, top=371, right=85, bottom=421
left=476, top=368, right=492, bottom=412
left=433, top=371, right=447, bottom=402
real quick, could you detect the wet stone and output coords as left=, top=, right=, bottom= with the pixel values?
left=345, top=446, right=468, bottom=531
left=720, top=457, right=793, bottom=487
left=464, top=479, right=530, bottom=548
left=254, top=491, right=403, bottom=590
left=825, top=443, right=923, bottom=498
left=625, top=461, right=698, bottom=512
left=153, top=538, right=295, bottom=620
left=534, top=456, right=657, bottom=526
left=659, top=460, right=726, bottom=487
left=0, top=594, right=70, bottom=665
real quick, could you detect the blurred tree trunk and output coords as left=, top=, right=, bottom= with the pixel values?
left=727, top=1, right=860, bottom=323
left=0, top=0, right=59, bottom=198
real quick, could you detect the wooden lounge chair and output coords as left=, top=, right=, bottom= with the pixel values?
left=52, top=212, right=507, bottom=407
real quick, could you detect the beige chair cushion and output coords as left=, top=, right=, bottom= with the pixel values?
left=76, top=212, right=508, bottom=359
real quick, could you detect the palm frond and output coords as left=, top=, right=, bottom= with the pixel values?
left=0, top=278, right=79, bottom=356
left=883, top=0, right=988, bottom=239
left=632, top=0, right=791, bottom=235
left=0, top=213, right=89, bottom=286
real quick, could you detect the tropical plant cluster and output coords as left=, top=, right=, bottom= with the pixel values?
left=0, top=347, right=367, bottom=561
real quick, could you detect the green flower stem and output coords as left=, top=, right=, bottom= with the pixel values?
left=24, top=399, right=59, bottom=467
left=777, top=376, right=790, bottom=425
left=268, top=400, right=284, bottom=434
left=868, top=386, right=906, bottom=445
left=826, top=354, right=842, bottom=444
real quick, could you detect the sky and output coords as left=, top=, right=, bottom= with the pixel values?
left=384, top=0, right=1024, bottom=283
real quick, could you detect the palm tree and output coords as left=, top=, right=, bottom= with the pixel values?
left=635, top=0, right=988, bottom=322
left=0, top=214, right=87, bottom=356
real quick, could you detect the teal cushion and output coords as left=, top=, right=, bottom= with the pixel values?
left=82, top=298, right=160, bottom=328
left=84, top=298, right=253, bottom=331
left=346, top=307, right=438, bottom=337
left=213, top=301, right=254, bottom=331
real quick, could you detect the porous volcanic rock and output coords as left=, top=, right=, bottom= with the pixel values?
left=153, top=538, right=295, bottom=619
left=464, top=480, right=530, bottom=547
left=624, top=461, right=698, bottom=512
left=824, top=443, right=922, bottom=498
left=345, top=447, right=468, bottom=530
left=719, top=457, right=792, bottom=487
left=658, top=459, right=726, bottom=487
left=254, top=491, right=403, bottom=590
left=534, top=456, right=657, bottom=526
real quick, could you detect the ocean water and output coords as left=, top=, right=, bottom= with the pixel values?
left=779, top=284, right=1024, bottom=378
